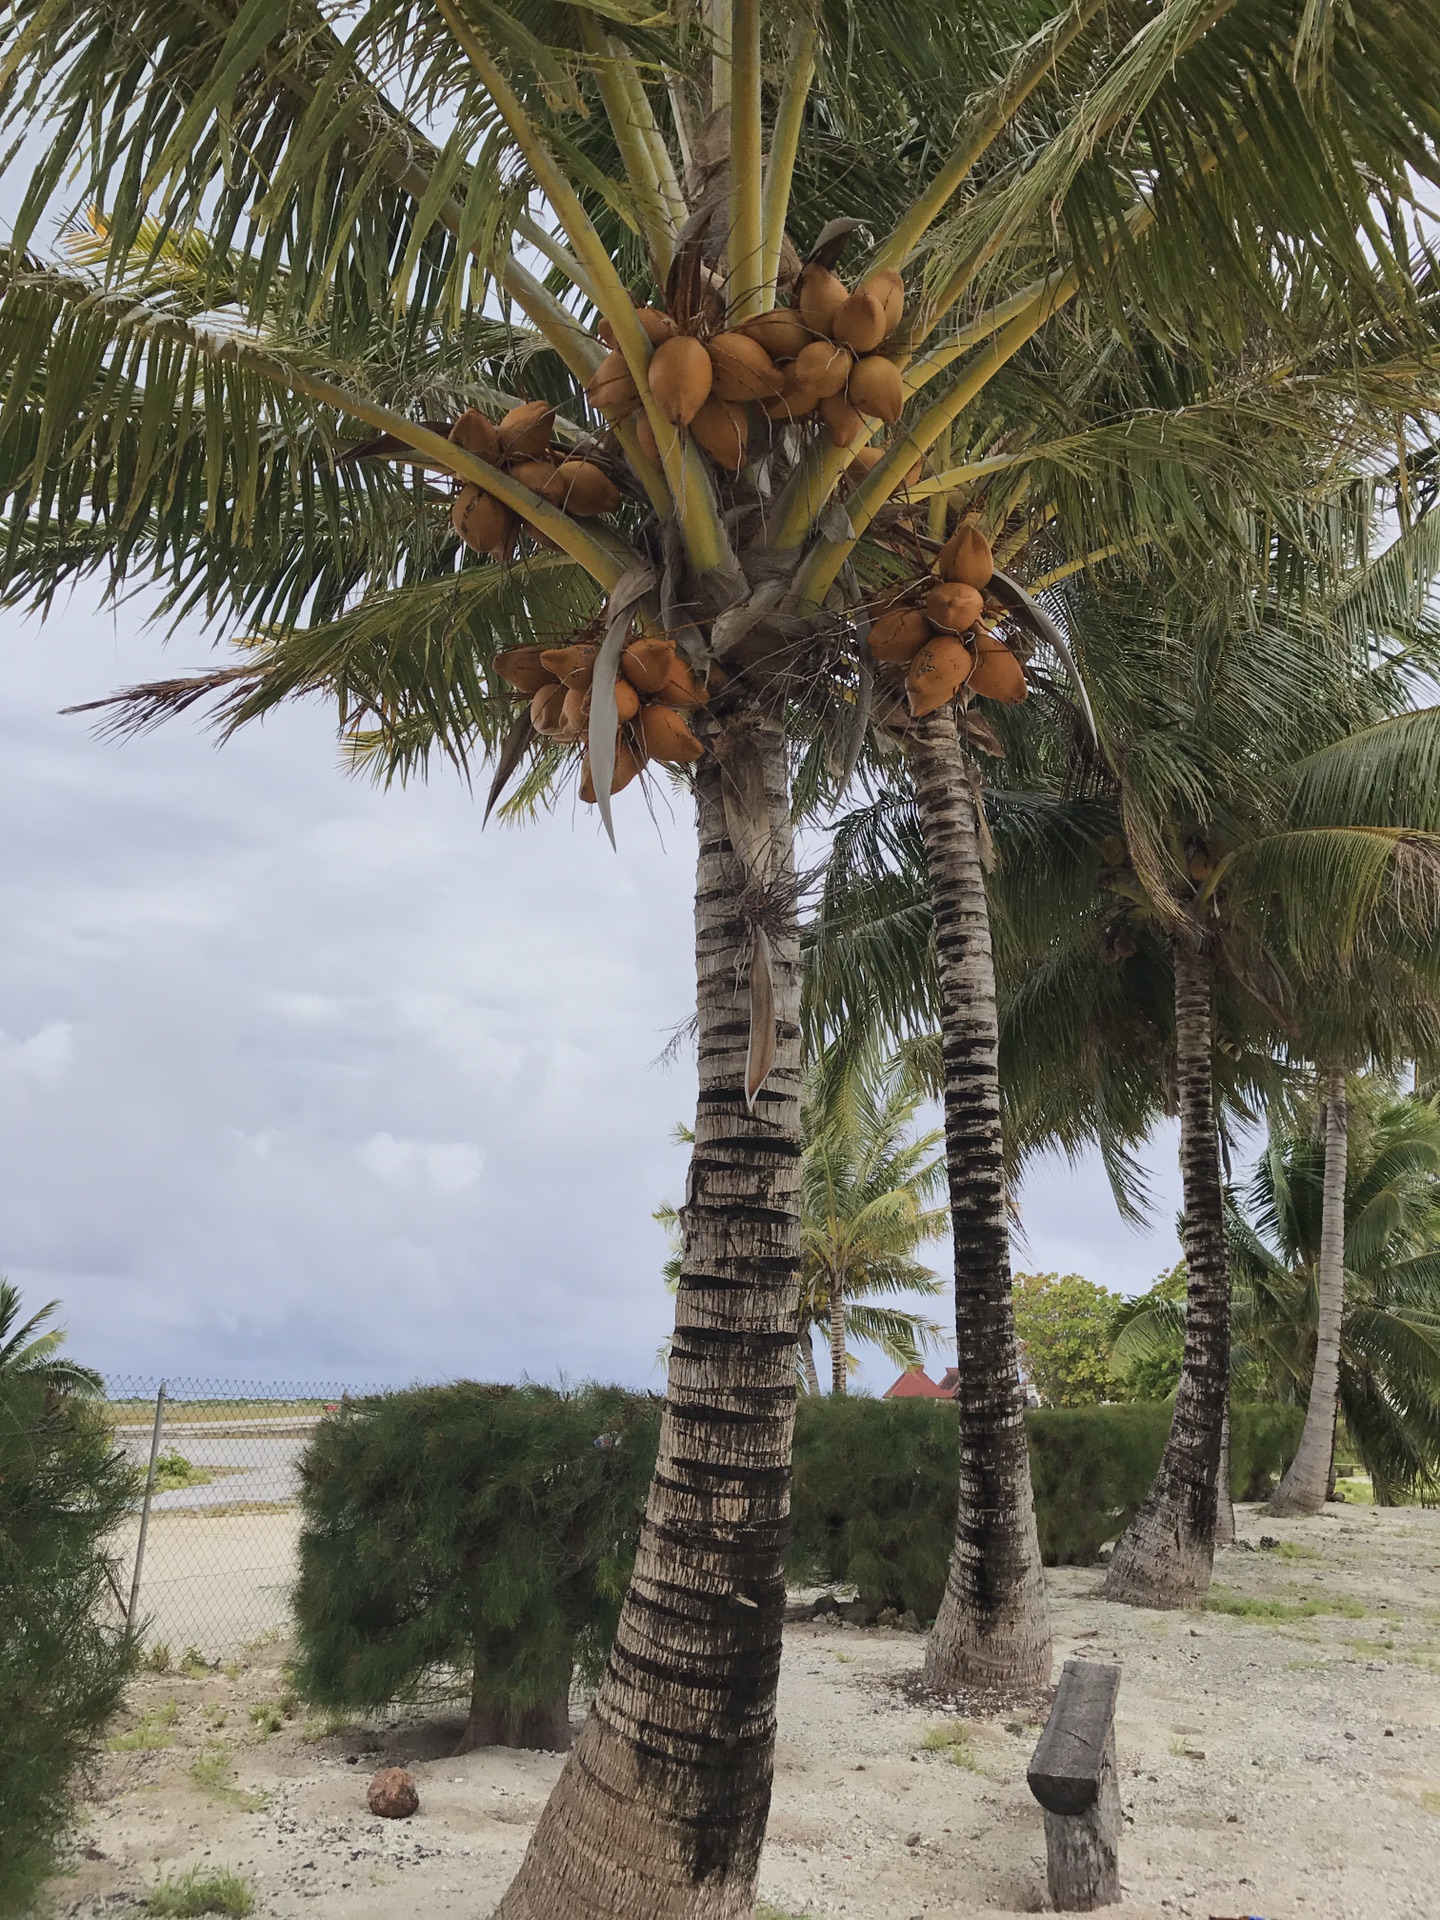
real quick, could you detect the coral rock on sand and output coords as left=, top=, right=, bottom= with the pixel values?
left=367, top=1766, right=419, bottom=1818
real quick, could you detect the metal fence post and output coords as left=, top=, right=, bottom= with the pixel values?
left=127, top=1382, right=167, bottom=1627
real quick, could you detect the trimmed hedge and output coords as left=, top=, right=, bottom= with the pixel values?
left=292, top=1383, right=656, bottom=1747
left=789, top=1397, right=1304, bottom=1616
left=293, top=1389, right=1301, bottom=1724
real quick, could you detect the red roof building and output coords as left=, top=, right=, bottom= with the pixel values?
left=883, top=1367, right=954, bottom=1399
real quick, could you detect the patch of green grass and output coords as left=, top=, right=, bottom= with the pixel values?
left=147, top=1868, right=254, bottom=1917
left=109, top=1699, right=179, bottom=1751
left=181, top=1647, right=219, bottom=1679
left=1270, top=1540, right=1324, bottom=1562
left=151, top=1447, right=215, bottom=1494
left=755, top=1905, right=811, bottom=1920
left=242, top=1626, right=284, bottom=1652
left=1333, top=1476, right=1374, bottom=1506
left=222, top=1660, right=240, bottom=1682
left=1203, top=1587, right=1364, bottom=1622
left=143, top=1642, right=172, bottom=1674
left=300, top=1709, right=352, bottom=1743
left=247, top=1702, right=285, bottom=1737
left=921, top=1720, right=980, bottom=1769
left=1343, top=1636, right=1396, bottom=1659
left=1421, top=1791, right=1440, bottom=1818
left=189, top=1746, right=265, bottom=1812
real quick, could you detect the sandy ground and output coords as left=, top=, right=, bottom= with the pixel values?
left=56, top=1502, right=1440, bottom=1919
left=111, top=1510, right=303, bottom=1654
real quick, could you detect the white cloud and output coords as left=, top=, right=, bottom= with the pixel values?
left=357, top=1132, right=484, bottom=1193
left=0, top=1021, right=75, bottom=1085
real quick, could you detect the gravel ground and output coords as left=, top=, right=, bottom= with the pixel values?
left=54, top=1501, right=1440, bottom=1919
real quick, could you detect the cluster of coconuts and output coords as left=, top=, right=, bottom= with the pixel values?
left=868, top=523, right=1028, bottom=718
left=493, top=634, right=709, bottom=802
left=584, top=264, right=910, bottom=477
left=449, top=403, right=621, bottom=559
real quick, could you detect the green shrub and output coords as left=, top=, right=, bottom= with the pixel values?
left=292, top=1382, right=657, bottom=1748
left=0, top=1376, right=139, bottom=1917
left=788, top=1397, right=1303, bottom=1614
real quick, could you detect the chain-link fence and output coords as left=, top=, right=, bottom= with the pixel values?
left=104, top=1378, right=374, bottom=1659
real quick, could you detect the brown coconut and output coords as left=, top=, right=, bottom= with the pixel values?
left=448, top=410, right=501, bottom=464
left=493, top=646, right=557, bottom=694
left=867, top=607, right=931, bottom=664
left=580, top=735, right=641, bottom=803
left=925, top=582, right=985, bottom=633
left=632, top=414, right=662, bottom=465
left=597, top=307, right=676, bottom=349
left=759, top=370, right=820, bottom=422
left=530, top=682, right=569, bottom=735
left=793, top=339, right=853, bottom=399
left=587, top=349, right=641, bottom=422
left=621, top=638, right=676, bottom=695
left=846, top=355, right=905, bottom=424
left=797, top=263, right=849, bottom=337
left=738, top=309, right=813, bottom=361
left=707, top=332, right=786, bottom=403
left=508, top=456, right=560, bottom=494
left=647, top=334, right=714, bottom=426
left=653, top=654, right=707, bottom=708
left=497, top=402, right=555, bottom=460
left=543, top=460, right=621, bottom=516
left=639, top=703, right=704, bottom=764
left=688, top=397, right=749, bottom=473
left=610, top=677, right=642, bottom=725
left=540, top=643, right=600, bottom=689
left=831, top=289, right=888, bottom=355
left=907, top=637, right=975, bottom=716
left=818, top=393, right=866, bottom=448
left=938, top=521, right=995, bottom=589
left=968, top=635, right=1028, bottom=703
left=452, top=485, right=516, bottom=557
left=859, top=269, right=905, bottom=335
left=560, top=685, right=590, bottom=738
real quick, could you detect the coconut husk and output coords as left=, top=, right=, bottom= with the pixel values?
left=793, top=338, right=853, bottom=399
left=620, top=637, right=677, bottom=694
left=452, top=486, right=517, bottom=557
left=648, top=334, right=714, bottom=426
left=530, top=682, right=570, bottom=735
left=448, top=410, right=501, bottom=463
left=938, top=522, right=994, bottom=589
left=738, top=309, right=813, bottom=361
left=968, top=635, right=1028, bottom=703
left=579, top=734, right=641, bottom=803
left=925, top=582, right=984, bottom=633
left=653, top=655, right=708, bottom=708
left=832, top=289, right=888, bottom=354
left=867, top=607, right=930, bottom=663
left=907, top=637, right=975, bottom=716
left=707, top=332, right=786, bottom=402
left=508, top=456, right=560, bottom=494
left=494, top=646, right=558, bottom=694
left=797, top=263, right=848, bottom=336
left=688, top=397, right=750, bottom=473
left=497, top=402, right=556, bottom=460
left=818, top=393, right=865, bottom=448
left=598, top=307, right=676, bottom=349
left=638, top=703, right=704, bottom=764
left=859, top=269, right=904, bottom=336
left=846, top=355, right=905, bottom=424
left=543, top=460, right=622, bottom=516
left=540, top=642, right=600, bottom=689
left=587, top=349, right=642, bottom=422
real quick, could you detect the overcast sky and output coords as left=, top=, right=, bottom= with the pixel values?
left=0, top=587, right=1187, bottom=1399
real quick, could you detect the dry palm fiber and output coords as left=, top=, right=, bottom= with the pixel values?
left=907, top=636, right=974, bottom=715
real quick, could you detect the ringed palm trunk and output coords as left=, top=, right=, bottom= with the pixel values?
left=1268, top=1066, right=1349, bottom=1517
left=909, top=710, right=1051, bottom=1705
left=829, top=1276, right=847, bottom=1394
left=1215, top=1397, right=1235, bottom=1547
left=800, top=1330, right=822, bottom=1397
left=1103, top=934, right=1230, bottom=1607
left=498, top=713, right=802, bottom=1920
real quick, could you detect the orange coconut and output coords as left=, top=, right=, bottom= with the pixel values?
left=738, top=309, right=813, bottom=361
left=968, top=635, right=1028, bottom=703
left=621, top=638, right=677, bottom=695
left=707, top=332, right=786, bottom=403
left=867, top=607, right=931, bottom=663
left=846, top=355, right=905, bottom=424
left=452, top=485, right=515, bottom=557
left=797, top=263, right=848, bottom=336
left=496, top=402, right=555, bottom=460
left=639, top=703, right=704, bottom=764
left=540, top=642, right=600, bottom=689
left=529, top=682, right=569, bottom=735
left=907, top=637, right=975, bottom=716
left=448, top=409, right=501, bottom=463
left=831, top=289, right=888, bottom=354
left=688, top=397, right=749, bottom=473
left=793, top=338, right=853, bottom=399
left=648, top=334, right=715, bottom=426
left=493, top=645, right=558, bottom=694
left=587, top=349, right=641, bottom=422
left=924, top=582, right=985, bottom=633
left=543, top=460, right=621, bottom=516
left=597, top=307, right=676, bottom=349
left=580, top=735, right=641, bottom=802
left=938, top=522, right=995, bottom=590
left=818, top=393, right=866, bottom=448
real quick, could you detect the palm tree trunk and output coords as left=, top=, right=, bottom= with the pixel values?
left=1103, top=934, right=1229, bottom=1607
left=497, top=715, right=802, bottom=1920
left=908, top=710, right=1051, bottom=1705
left=1268, top=1065, right=1349, bottom=1517
left=1215, top=1396, right=1235, bottom=1546
left=800, top=1332, right=821, bottom=1398
left=829, top=1279, right=847, bottom=1394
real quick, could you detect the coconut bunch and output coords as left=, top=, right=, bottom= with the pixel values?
left=583, top=263, right=910, bottom=477
left=867, top=523, right=1029, bottom=718
left=449, top=403, right=621, bottom=559
left=493, top=633, right=709, bottom=802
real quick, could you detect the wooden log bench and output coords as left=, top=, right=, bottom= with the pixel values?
left=1026, top=1657, right=1122, bottom=1910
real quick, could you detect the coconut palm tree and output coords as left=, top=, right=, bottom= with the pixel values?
left=659, top=1055, right=946, bottom=1394
left=0, top=1279, right=103, bottom=1396
left=7, top=0, right=1440, bottom=1904
left=1115, top=1088, right=1440, bottom=1500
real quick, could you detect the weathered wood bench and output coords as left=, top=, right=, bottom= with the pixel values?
left=1027, top=1657, right=1122, bottom=1910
